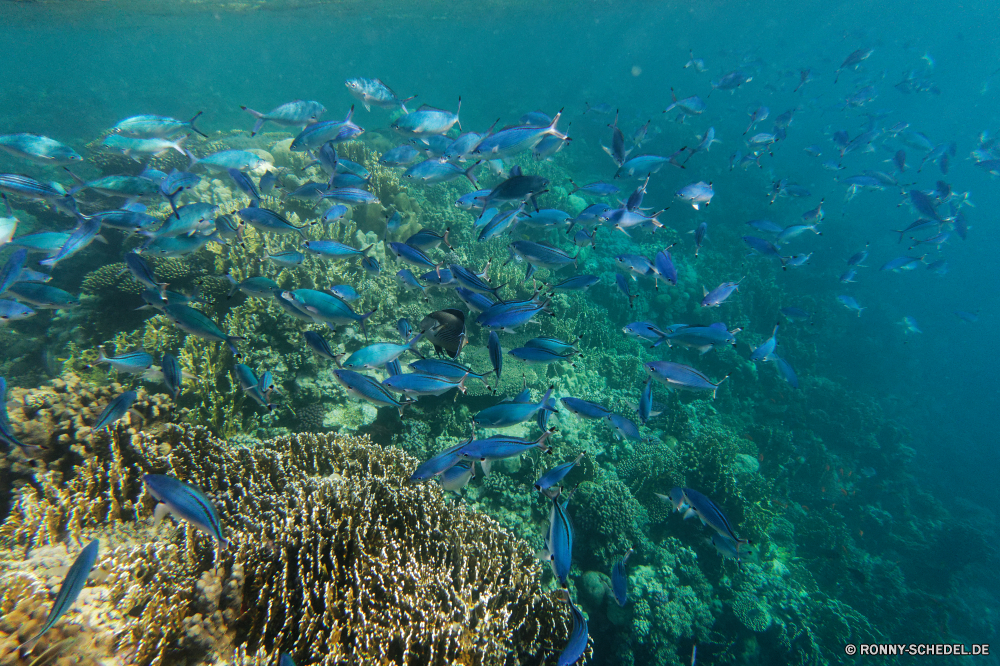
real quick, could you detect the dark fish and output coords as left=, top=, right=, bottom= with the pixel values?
left=420, top=308, right=466, bottom=358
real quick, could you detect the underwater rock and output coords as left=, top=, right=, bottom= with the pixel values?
left=0, top=422, right=572, bottom=666
left=732, top=452, right=760, bottom=475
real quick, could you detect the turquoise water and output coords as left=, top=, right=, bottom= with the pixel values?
left=1, top=0, right=998, bottom=664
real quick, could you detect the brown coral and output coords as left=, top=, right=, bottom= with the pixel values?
left=0, top=422, right=571, bottom=666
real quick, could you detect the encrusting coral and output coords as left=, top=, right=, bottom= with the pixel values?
left=0, top=405, right=575, bottom=666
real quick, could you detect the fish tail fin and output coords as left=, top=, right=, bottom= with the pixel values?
left=188, top=111, right=208, bottom=138
left=399, top=95, right=417, bottom=114
left=360, top=306, right=378, bottom=340
left=171, top=135, right=188, bottom=156
left=463, top=162, right=480, bottom=188
left=184, top=149, right=198, bottom=170
left=241, top=106, right=266, bottom=136
left=225, top=336, right=245, bottom=357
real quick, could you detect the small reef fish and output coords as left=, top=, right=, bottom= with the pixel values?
left=611, top=548, right=633, bottom=606
left=18, top=539, right=100, bottom=652
left=143, top=474, right=228, bottom=545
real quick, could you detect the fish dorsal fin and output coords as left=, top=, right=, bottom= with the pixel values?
left=709, top=322, right=727, bottom=330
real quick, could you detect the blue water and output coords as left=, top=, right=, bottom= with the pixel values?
left=1, top=0, right=998, bottom=664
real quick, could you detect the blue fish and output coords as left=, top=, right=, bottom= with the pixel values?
left=0, top=133, right=83, bottom=166
left=701, top=280, right=741, bottom=307
left=611, top=548, right=634, bottom=606
left=661, top=487, right=749, bottom=562
left=290, top=106, right=362, bottom=151
left=780, top=306, right=811, bottom=322
left=387, top=241, right=438, bottom=271
left=471, top=111, right=565, bottom=160
left=749, top=324, right=779, bottom=362
left=163, top=304, right=244, bottom=354
left=338, top=334, right=424, bottom=370
left=226, top=275, right=279, bottom=299
left=395, top=268, right=427, bottom=298
left=653, top=247, right=677, bottom=288
left=472, top=387, right=556, bottom=428
left=0, top=377, right=30, bottom=451
left=241, top=100, right=326, bottom=135
left=476, top=297, right=552, bottom=333
left=391, top=100, right=462, bottom=137
left=380, top=145, right=421, bottom=167
left=408, top=358, right=490, bottom=387
left=637, top=380, right=653, bottom=425
left=304, top=330, right=338, bottom=361
left=771, top=353, right=799, bottom=388
left=557, top=592, right=589, bottom=666
left=508, top=346, right=576, bottom=365
left=92, top=347, right=153, bottom=374
left=321, top=204, right=349, bottom=228
left=545, top=492, right=574, bottom=587
left=645, top=361, right=725, bottom=397
left=488, top=330, right=503, bottom=381
left=455, top=287, right=493, bottom=313
left=93, top=390, right=137, bottom=430
left=410, top=441, right=468, bottom=482
left=328, top=285, right=361, bottom=303
left=534, top=452, right=584, bottom=496
left=237, top=205, right=308, bottom=237
left=549, top=275, right=599, bottom=292
left=382, top=372, right=468, bottom=397
left=284, top=289, right=376, bottom=336
left=113, top=112, right=206, bottom=139
left=836, top=294, right=865, bottom=316
left=263, top=249, right=305, bottom=267
left=607, top=413, right=641, bottom=441
left=161, top=353, right=183, bottom=399
left=439, top=459, right=476, bottom=491
left=234, top=364, right=273, bottom=411
left=458, top=429, right=554, bottom=467
left=143, top=474, right=228, bottom=545
left=20, top=539, right=100, bottom=650
left=304, top=240, right=370, bottom=260
left=226, top=168, right=261, bottom=203
left=333, top=369, right=413, bottom=415
left=560, top=397, right=611, bottom=419
left=0, top=248, right=28, bottom=295
left=39, top=216, right=102, bottom=267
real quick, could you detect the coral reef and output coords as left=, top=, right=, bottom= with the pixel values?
left=0, top=415, right=573, bottom=666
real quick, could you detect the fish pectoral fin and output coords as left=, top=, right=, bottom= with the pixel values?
left=152, top=502, right=171, bottom=531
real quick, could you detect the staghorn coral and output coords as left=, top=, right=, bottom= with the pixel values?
left=0, top=423, right=573, bottom=666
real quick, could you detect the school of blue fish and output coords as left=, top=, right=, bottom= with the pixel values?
left=0, top=39, right=985, bottom=664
